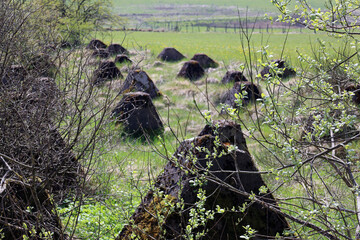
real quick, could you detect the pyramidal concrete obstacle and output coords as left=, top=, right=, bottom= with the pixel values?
left=112, top=92, right=164, bottom=137
left=157, top=47, right=185, bottom=62
left=107, top=44, right=128, bottom=55
left=220, top=81, right=262, bottom=109
left=114, top=54, right=132, bottom=64
left=120, top=70, right=161, bottom=99
left=260, top=59, right=296, bottom=79
left=191, top=53, right=219, bottom=69
left=177, top=60, right=205, bottom=81
left=92, top=61, right=123, bottom=85
left=86, top=39, right=107, bottom=50
left=118, top=120, right=290, bottom=239
left=221, top=71, right=248, bottom=84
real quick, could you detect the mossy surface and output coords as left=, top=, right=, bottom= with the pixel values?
left=118, top=195, right=176, bottom=239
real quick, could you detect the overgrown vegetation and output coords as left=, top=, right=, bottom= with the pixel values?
left=3, top=0, right=360, bottom=239
left=0, top=0, right=117, bottom=238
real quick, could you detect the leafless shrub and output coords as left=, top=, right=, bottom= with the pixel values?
left=0, top=0, right=117, bottom=238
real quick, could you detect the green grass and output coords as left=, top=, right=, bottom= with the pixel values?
left=110, top=0, right=328, bottom=35
left=102, top=30, right=343, bottom=64
left=61, top=28, right=359, bottom=239
left=112, top=0, right=327, bottom=14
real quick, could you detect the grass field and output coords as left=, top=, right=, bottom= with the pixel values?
left=112, top=0, right=326, bottom=14
left=58, top=1, right=360, bottom=238
left=111, top=0, right=327, bottom=30
left=101, top=30, right=343, bottom=64
left=58, top=27, right=358, bottom=239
